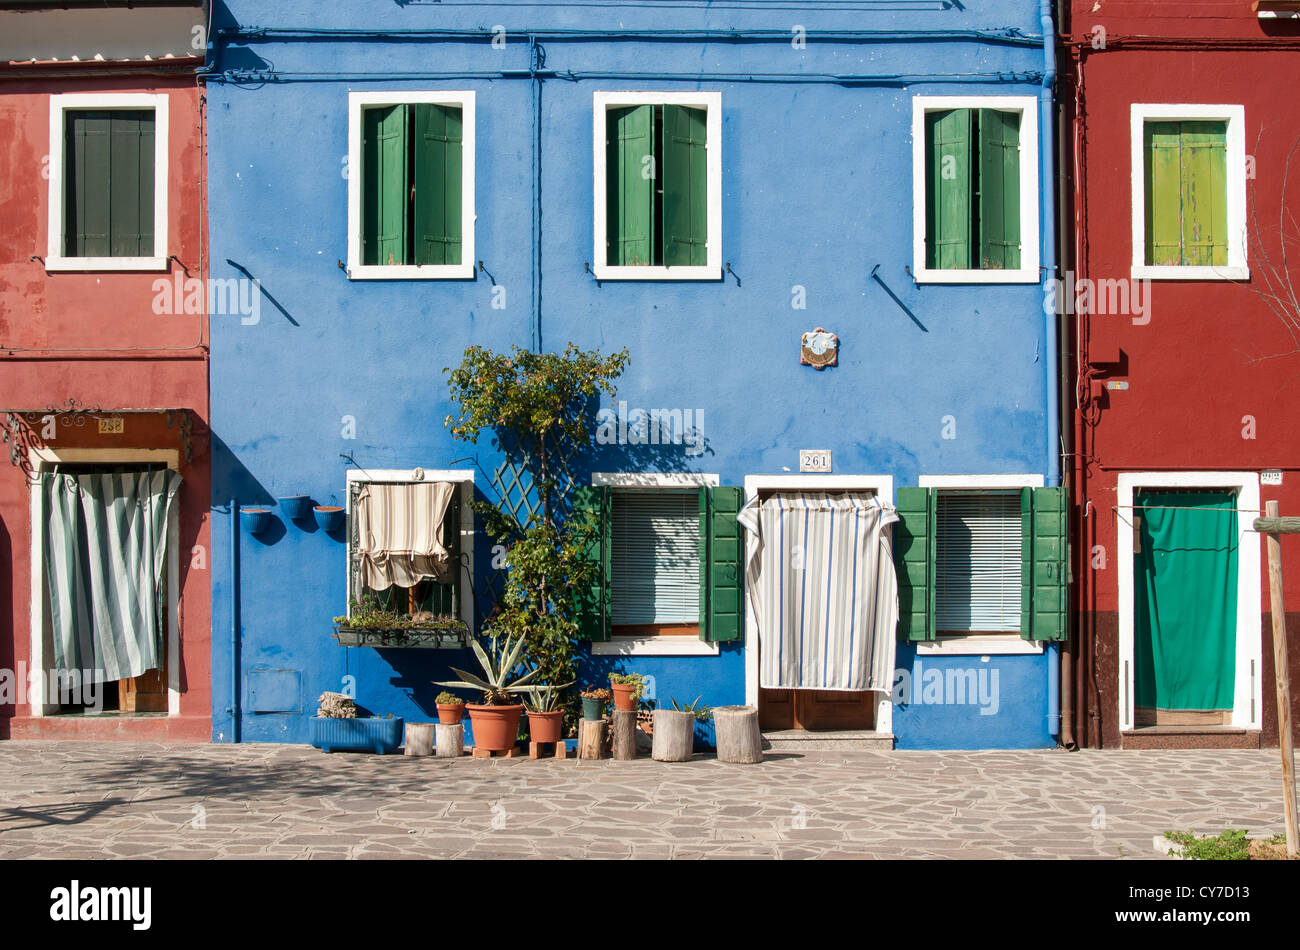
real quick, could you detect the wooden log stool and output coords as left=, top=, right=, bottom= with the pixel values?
left=612, top=709, right=638, bottom=760
left=713, top=705, right=763, bottom=764
left=436, top=721, right=465, bottom=758
left=404, top=722, right=435, bottom=757
left=577, top=717, right=608, bottom=759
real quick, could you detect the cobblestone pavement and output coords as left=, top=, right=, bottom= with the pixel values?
left=0, top=742, right=1287, bottom=859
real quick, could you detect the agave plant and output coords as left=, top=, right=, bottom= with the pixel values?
left=434, top=633, right=546, bottom=706
left=669, top=695, right=713, bottom=721
left=522, top=681, right=574, bottom=714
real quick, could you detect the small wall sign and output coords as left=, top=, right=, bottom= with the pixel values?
left=800, top=327, right=838, bottom=370
left=800, top=449, right=832, bottom=473
left=1261, top=470, right=1283, bottom=486
left=97, top=416, right=124, bottom=435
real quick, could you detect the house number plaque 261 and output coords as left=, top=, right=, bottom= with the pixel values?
left=799, top=450, right=832, bottom=473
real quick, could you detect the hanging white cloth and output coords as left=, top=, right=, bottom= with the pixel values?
left=738, top=492, right=899, bottom=692
left=355, top=481, right=454, bottom=589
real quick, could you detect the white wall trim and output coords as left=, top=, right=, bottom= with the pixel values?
left=346, top=90, right=476, bottom=280
left=916, top=473, right=1044, bottom=654
left=592, top=90, right=723, bottom=281
left=1115, top=471, right=1262, bottom=732
left=592, top=471, right=719, bottom=488
left=740, top=473, right=895, bottom=734
left=45, top=92, right=169, bottom=272
left=1129, top=103, right=1248, bottom=281
left=911, top=94, right=1040, bottom=285
left=344, top=467, right=476, bottom=631
left=28, top=447, right=182, bottom=716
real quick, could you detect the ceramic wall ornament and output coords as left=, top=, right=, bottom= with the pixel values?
left=800, top=327, right=839, bottom=369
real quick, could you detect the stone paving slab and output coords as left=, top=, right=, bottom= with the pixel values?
left=0, top=741, right=1288, bottom=859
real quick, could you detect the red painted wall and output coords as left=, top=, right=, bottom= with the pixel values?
left=1064, top=3, right=1300, bottom=747
left=0, top=69, right=210, bottom=740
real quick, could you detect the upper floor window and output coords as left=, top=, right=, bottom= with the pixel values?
left=46, top=93, right=169, bottom=272
left=593, top=91, right=722, bottom=280
left=1131, top=104, right=1247, bottom=280
left=347, top=91, right=475, bottom=280
left=911, top=95, right=1039, bottom=284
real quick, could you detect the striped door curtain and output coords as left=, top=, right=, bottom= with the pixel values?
left=738, top=492, right=900, bottom=692
left=41, top=468, right=181, bottom=682
left=355, top=481, right=454, bottom=589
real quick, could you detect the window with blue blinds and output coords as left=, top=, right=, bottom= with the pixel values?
left=935, top=490, right=1022, bottom=634
left=611, top=489, right=700, bottom=625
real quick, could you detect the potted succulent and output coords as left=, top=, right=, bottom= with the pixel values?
left=523, top=683, right=572, bottom=744
left=435, top=691, right=465, bottom=725
left=609, top=672, right=646, bottom=712
left=434, top=633, right=544, bottom=753
left=309, top=691, right=404, bottom=754
left=651, top=696, right=712, bottom=763
left=333, top=598, right=470, bottom=649
left=580, top=686, right=611, bottom=721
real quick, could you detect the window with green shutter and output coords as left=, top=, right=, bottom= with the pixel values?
left=894, top=485, right=1066, bottom=642
left=605, top=102, right=709, bottom=268
left=575, top=483, right=743, bottom=643
left=361, top=103, right=463, bottom=268
left=63, top=109, right=156, bottom=259
left=923, top=107, right=1022, bottom=271
left=1144, top=120, right=1228, bottom=267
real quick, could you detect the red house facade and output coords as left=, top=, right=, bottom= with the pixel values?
left=0, top=2, right=210, bottom=740
left=1061, top=1, right=1300, bottom=749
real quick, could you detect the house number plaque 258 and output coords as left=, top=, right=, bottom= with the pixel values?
left=799, top=450, right=831, bottom=473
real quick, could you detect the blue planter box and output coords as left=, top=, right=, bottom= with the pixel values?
left=310, top=716, right=404, bottom=754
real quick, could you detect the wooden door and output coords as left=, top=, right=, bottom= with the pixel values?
left=120, top=666, right=167, bottom=713
left=758, top=686, right=875, bottom=731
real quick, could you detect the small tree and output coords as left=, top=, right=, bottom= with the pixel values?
left=445, top=343, right=629, bottom=702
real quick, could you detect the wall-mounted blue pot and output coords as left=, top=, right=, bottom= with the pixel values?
left=240, top=507, right=273, bottom=535
left=314, top=505, right=345, bottom=532
left=278, top=495, right=313, bottom=521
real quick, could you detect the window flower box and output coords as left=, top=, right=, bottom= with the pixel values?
left=332, top=621, right=470, bottom=649
left=310, top=716, right=404, bottom=754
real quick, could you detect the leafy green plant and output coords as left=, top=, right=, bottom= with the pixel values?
left=580, top=687, right=611, bottom=702
left=444, top=343, right=630, bottom=710
left=669, top=695, right=712, bottom=721
left=1163, top=829, right=1253, bottom=860
left=433, top=633, right=545, bottom=706
left=435, top=691, right=463, bottom=706
left=609, top=672, right=646, bottom=699
left=335, top=598, right=466, bottom=631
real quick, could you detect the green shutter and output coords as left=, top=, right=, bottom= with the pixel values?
left=699, top=486, right=744, bottom=643
left=925, top=109, right=973, bottom=270
left=66, top=111, right=109, bottom=257
left=894, top=487, right=936, bottom=641
left=572, top=485, right=610, bottom=641
left=1145, top=122, right=1184, bottom=266
left=662, top=104, right=708, bottom=268
left=412, top=104, right=463, bottom=267
left=1020, top=486, right=1068, bottom=641
left=978, top=109, right=1020, bottom=270
left=65, top=110, right=155, bottom=259
left=606, top=105, right=655, bottom=266
left=362, top=104, right=408, bottom=267
left=1180, top=121, right=1228, bottom=267
left=108, top=111, right=152, bottom=257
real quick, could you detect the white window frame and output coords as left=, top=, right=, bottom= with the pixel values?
left=917, top=474, right=1045, bottom=656
left=591, top=471, right=720, bottom=656
left=1115, top=471, right=1262, bottom=732
left=45, top=93, right=169, bottom=272
left=28, top=447, right=182, bottom=716
left=1130, top=104, right=1248, bottom=281
left=592, top=90, right=723, bottom=282
left=741, top=474, right=896, bottom=736
left=344, top=468, right=475, bottom=631
left=346, top=91, right=476, bottom=280
left=911, top=95, right=1040, bottom=285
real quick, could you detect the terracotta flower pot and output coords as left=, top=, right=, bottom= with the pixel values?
left=466, top=703, right=523, bottom=752
left=436, top=702, right=464, bottom=726
left=610, top=683, right=638, bottom=711
left=527, top=710, right=564, bottom=744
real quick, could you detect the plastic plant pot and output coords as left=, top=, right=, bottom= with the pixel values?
left=239, top=507, right=272, bottom=535
left=581, top=697, right=605, bottom=721
left=278, top=495, right=313, bottom=521
left=313, top=505, right=345, bottom=532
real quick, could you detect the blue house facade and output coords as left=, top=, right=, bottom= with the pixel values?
left=205, top=0, right=1063, bottom=750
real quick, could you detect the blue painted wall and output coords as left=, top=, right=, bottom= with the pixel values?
left=207, top=0, right=1055, bottom=750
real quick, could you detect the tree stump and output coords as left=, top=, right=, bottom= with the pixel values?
left=713, top=705, right=763, bottom=764
left=651, top=709, right=695, bottom=762
left=577, top=718, right=607, bottom=759
left=404, top=722, right=435, bottom=757
left=612, top=709, right=638, bottom=760
left=436, top=721, right=465, bottom=758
